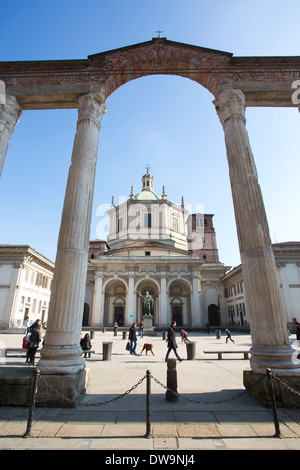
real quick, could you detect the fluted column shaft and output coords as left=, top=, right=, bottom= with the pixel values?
left=159, top=275, right=168, bottom=326
left=0, top=95, right=22, bottom=177
left=39, top=93, right=106, bottom=375
left=214, top=89, right=299, bottom=375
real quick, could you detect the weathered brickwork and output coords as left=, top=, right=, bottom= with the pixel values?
left=0, top=38, right=299, bottom=109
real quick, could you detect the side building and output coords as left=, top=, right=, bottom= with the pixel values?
left=0, top=245, right=54, bottom=329
left=221, top=242, right=300, bottom=328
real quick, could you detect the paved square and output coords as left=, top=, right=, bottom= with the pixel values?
left=1, top=329, right=300, bottom=450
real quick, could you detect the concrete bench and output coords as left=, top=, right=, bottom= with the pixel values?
left=1, top=348, right=96, bottom=359
left=2, top=348, right=41, bottom=357
left=203, top=350, right=250, bottom=360
left=81, top=350, right=95, bottom=358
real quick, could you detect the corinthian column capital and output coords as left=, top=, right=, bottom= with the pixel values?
left=213, top=89, right=246, bottom=126
left=77, top=93, right=106, bottom=129
left=0, top=95, right=22, bottom=177
left=0, top=95, right=22, bottom=133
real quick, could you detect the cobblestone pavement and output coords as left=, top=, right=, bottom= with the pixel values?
left=1, top=330, right=300, bottom=452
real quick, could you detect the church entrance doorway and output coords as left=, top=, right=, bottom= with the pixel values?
left=172, top=306, right=183, bottom=326
left=82, top=303, right=90, bottom=326
left=208, top=304, right=219, bottom=326
left=114, top=306, right=124, bottom=326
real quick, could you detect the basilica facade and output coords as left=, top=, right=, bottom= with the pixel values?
left=84, top=170, right=229, bottom=329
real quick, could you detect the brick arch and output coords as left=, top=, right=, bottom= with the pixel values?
left=88, top=38, right=233, bottom=99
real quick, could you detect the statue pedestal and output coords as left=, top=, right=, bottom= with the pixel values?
left=142, top=315, right=156, bottom=336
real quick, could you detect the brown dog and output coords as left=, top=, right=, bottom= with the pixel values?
left=140, top=343, right=155, bottom=356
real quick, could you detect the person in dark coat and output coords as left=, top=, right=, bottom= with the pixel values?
left=129, top=322, right=138, bottom=355
left=165, top=321, right=183, bottom=362
left=295, top=322, right=300, bottom=343
left=80, top=333, right=92, bottom=358
left=28, top=323, right=42, bottom=365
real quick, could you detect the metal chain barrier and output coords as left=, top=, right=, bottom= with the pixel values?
left=23, top=367, right=300, bottom=439
left=38, top=373, right=148, bottom=407
left=266, top=368, right=300, bottom=438
left=35, top=371, right=248, bottom=407
left=23, top=368, right=249, bottom=438
left=151, top=374, right=248, bottom=404
left=272, top=372, right=300, bottom=398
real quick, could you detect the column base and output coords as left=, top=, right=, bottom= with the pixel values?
left=244, top=369, right=300, bottom=408
left=36, top=369, right=89, bottom=407
left=38, top=345, right=86, bottom=375
left=249, top=344, right=300, bottom=376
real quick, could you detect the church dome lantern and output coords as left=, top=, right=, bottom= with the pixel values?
left=142, top=166, right=154, bottom=192
left=134, top=166, right=162, bottom=201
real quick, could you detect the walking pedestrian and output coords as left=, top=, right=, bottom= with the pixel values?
left=28, top=323, right=42, bottom=365
left=24, top=315, right=29, bottom=334
left=295, top=322, right=300, bottom=343
left=140, top=320, right=144, bottom=338
left=165, top=321, right=183, bottom=362
left=225, top=328, right=234, bottom=343
left=129, top=322, right=138, bottom=355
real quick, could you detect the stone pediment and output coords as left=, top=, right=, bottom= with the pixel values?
left=88, top=37, right=233, bottom=62
left=87, top=37, right=233, bottom=97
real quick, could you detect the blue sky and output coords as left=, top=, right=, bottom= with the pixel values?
left=0, top=0, right=299, bottom=268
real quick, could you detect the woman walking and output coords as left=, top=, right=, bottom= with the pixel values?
left=28, top=323, right=42, bottom=365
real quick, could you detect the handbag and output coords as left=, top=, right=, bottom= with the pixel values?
left=126, top=341, right=131, bottom=351
left=22, top=337, right=28, bottom=349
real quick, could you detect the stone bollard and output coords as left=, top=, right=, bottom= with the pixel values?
left=102, top=342, right=113, bottom=360
left=186, top=341, right=196, bottom=360
left=90, top=330, right=94, bottom=339
left=162, top=331, right=167, bottom=340
left=216, top=329, right=221, bottom=339
left=165, top=358, right=178, bottom=402
left=122, top=331, right=127, bottom=340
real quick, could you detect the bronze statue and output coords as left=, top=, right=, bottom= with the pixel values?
left=139, top=291, right=153, bottom=316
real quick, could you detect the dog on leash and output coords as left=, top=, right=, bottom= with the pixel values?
left=140, top=343, right=155, bottom=356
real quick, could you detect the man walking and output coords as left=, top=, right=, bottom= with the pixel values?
left=129, top=322, right=138, bottom=355
left=165, top=321, right=183, bottom=362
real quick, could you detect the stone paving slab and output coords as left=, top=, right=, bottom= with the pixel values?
left=1, top=330, right=300, bottom=451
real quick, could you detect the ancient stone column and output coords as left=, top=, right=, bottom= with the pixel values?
left=191, top=274, right=201, bottom=327
left=0, top=95, right=22, bottom=177
left=159, top=275, right=168, bottom=326
left=127, top=274, right=135, bottom=326
left=91, top=274, right=104, bottom=326
left=38, top=93, right=106, bottom=392
left=214, top=89, right=299, bottom=377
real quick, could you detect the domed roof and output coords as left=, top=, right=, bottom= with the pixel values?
left=135, top=189, right=162, bottom=200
